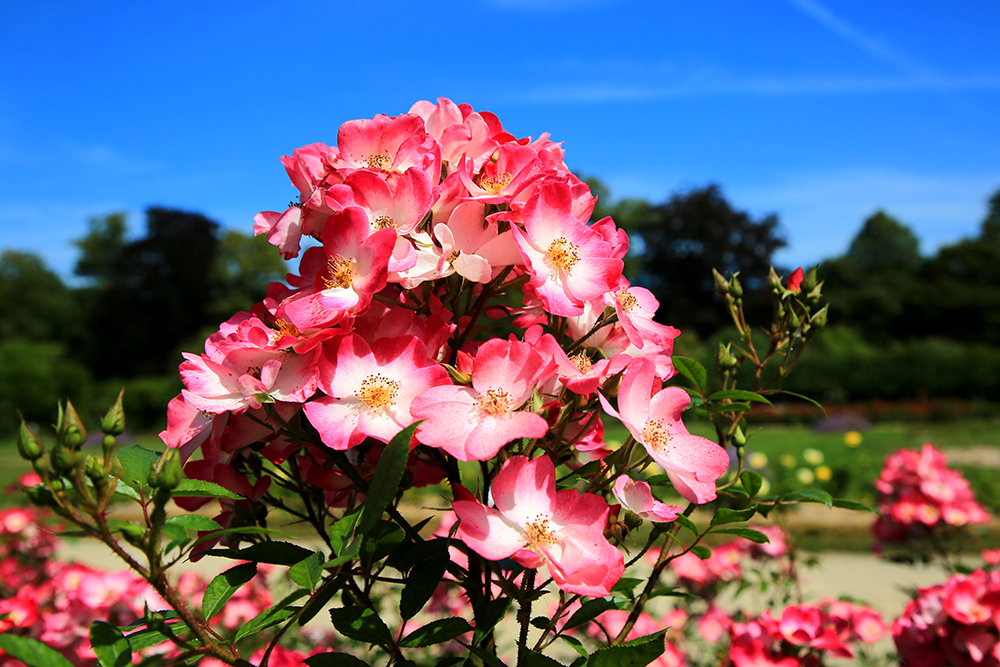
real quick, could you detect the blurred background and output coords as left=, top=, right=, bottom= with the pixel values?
left=2, top=1, right=1000, bottom=516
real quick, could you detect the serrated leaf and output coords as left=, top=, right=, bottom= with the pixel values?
left=783, top=489, right=833, bottom=508
left=706, top=401, right=751, bottom=414
left=710, top=506, right=757, bottom=527
left=122, top=627, right=175, bottom=652
left=298, top=577, right=340, bottom=626
left=304, top=653, right=370, bottom=667
left=117, top=445, right=160, bottom=489
left=671, top=356, right=706, bottom=392
left=117, top=611, right=180, bottom=633
left=587, top=630, right=665, bottom=667
left=164, top=515, right=223, bottom=532
left=329, top=509, right=361, bottom=556
left=192, top=526, right=295, bottom=546
left=358, top=423, right=417, bottom=536
left=519, top=649, right=564, bottom=667
left=472, top=596, right=512, bottom=645
left=706, top=389, right=772, bottom=405
left=399, top=550, right=449, bottom=619
left=740, top=471, right=763, bottom=497
left=832, top=498, right=878, bottom=513
left=644, top=473, right=672, bottom=486
left=329, top=607, right=394, bottom=646
left=690, top=545, right=711, bottom=560
left=89, top=621, right=132, bottom=667
left=204, top=541, right=314, bottom=565
left=113, top=480, right=141, bottom=500
left=562, top=598, right=619, bottom=632
left=463, top=645, right=508, bottom=667
left=172, top=478, right=243, bottom=499
left=289, top=551, right=324, bottom=591
left=400, top=617, right=472, bottom=648
left=610, top=577, right=643, bottom=599
left=560, top=634, right=589, bottom=658
left=233, top=590, right=309, bottom=642
left=713, top=527, right=770, bottom=543
left=0, top=635, right=74, bottom=667
left=202, top=562, right=257, bottom=620
left=674, top=515, right=697, bottom=535
left=161, top=522, right=188, bottom=543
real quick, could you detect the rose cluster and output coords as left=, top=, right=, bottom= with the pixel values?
left=872, top=443, right=989, bottom=553
left=893, top=569, right=1000, bottom=667
left=159, top=98, right=731, bottom=597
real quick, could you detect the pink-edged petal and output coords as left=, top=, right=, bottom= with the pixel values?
left=302, top=396, right=366, bottom=450
left=453, top=500, right=525, bottom=560
left=490, top=455, right=557, bottom=523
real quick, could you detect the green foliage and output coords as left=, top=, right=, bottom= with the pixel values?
left=0, top=339, right=92, bottom=434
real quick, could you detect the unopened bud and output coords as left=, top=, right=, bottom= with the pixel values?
left=622, top=512, right=643, bottom=532
left=17, top=416, right=44, bottom=461
left=25, top=485, right=56, bottom=508
left=810, top=304, right=829, bottom=328
left=150, top=448, right=182, bottom=491
left=729, top=274, right=743, bottom=298
left=712, top=268, right=729, bottom=297
left=118, top=523, right=147, bottom=548
left=802, top=267, right=819, bottom=293
left=50, top=442, right=78, bottom=476
left=788, top=311, right=801, bottom=329
left=767, top=266, right=783, bottom=292
left=101, top=389, right=126, bottom=436
left=717, top=343, right=739, bottom=370
left=58, top=401, right=87, bottom=449
left=85, top=456, right=109, bottom=493
left=733, top=426, right=746, bottom=447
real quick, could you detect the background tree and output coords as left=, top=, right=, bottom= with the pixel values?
left=626, top=184, right=787, bottom=336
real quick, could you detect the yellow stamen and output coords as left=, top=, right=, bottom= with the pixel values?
left=617, top=289, right=638, bottom=311
left=274, top=319, right=301, bottom=338
left=364, top=153, right=391, bottom=170
left=546, top=237, right=580, bottom=271
left=480, top=172, right=513, bottom=194
left=643, top=419, right=673, bottom=455
left=569, top=353, right=592, bottom=375
left=524, top=514, right=556, bottom=547
left=356, top=374, right=400, bottom=410
left=477, top=388, right=512, bottom=415
left=324, top=255, right=356, bottom=290
left=373, top=215, right=396, bottom=230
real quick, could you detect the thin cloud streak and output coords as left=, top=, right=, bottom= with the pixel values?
left=514, top=73, right=1000, bottom=104
left=784, top=0, right=942, bottom=79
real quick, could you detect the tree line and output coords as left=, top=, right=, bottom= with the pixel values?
left=3, top=185, right=999, bottom=433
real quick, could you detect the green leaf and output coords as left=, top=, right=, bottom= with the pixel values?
left=329, top=607, right=394, bottom=646
left=172, top=478, right=243, bottom=499
left=472, top=596, right=511, bottom=645
left=204, top=541, right=314, bottom=565
left=463, top=645, right=508, bottom=667
left=713, top=527, right=770, bottom=543
left=191, top=526, right=294, bottom=546
left=113, top=480, right=141, bottom=500
left=706, top=389, right=772, bottom=405
left=706, top=401, right=751, bottom=414
left=690, top=545, right=711, bottom=560
left=233, top=590, right=309, bottom=642
left=587, top=630, right=665, bottom=667
left=832, top=498, right=878, bottom=513
left=122, top=628, right=175, bottom=652
left=89, top=621, right=132, bottom=667
left=298, top=576, right=340, bottom=626
left=358, top=423, right=418, bottom=536
left=202, top=562, right=257, bottom=620
left=643, top=473, right=672, bottom=486
left=710, top=506, right=757, bottom=527
left=117, top=445, right=161, bottom=489
left=289, top=551, right=324, bottom=591
left=304, top=653, right=370, bottom=667
left=674, top=515, right=698, bottom=535
left=161, top=522, right=188, bottom=543
left=783, top=489, right=833, bottom=508
left=610, top=577, right=643, bottom=599
left=400, top=617, right=473, bottom=648
left=359, top=521, right=405, bottom=568
left=561, top=598, right=618, bottom=632
left=671, top=357, right=706, bottom=392
left=560, top=634, right=590, bottom=658
left=164, top=515, right=223, bottom=533
left=0, top=635, right=74, bottom=667
left=768, top=390, right=828, bottom=417
left=519, top=649, right=565, bottom=667
left=739, top=471, right=763, bottom=497
left=329, top=509, right=361, bottom=556
left=399, top=549, right=449, bottom=620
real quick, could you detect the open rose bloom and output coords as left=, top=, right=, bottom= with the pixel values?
left=159, top=97, right=736, bottom=600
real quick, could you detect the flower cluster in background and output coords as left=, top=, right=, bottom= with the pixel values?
left=873, top=443, right=990, bottom=555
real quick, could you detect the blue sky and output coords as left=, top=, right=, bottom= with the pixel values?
left=3, top=0, right=999, bottom=280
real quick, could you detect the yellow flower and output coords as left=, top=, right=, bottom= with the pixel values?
left=844, top=431, right=863, bottom=447
left=796, top=468, right=815, bottom=485
left=815, top=465, right=832, bottom=482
